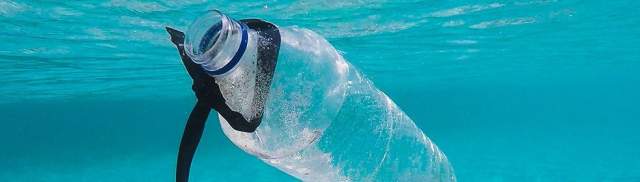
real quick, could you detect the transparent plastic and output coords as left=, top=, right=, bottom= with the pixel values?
left=185, top=10, right=455, bottom=181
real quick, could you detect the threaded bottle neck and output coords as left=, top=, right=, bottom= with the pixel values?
left=184, top=10, right=249, bottom=76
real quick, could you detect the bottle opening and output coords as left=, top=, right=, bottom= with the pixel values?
left=198, top=22, right=222, bottom=54
left=184, top=10, right=247, bottom=76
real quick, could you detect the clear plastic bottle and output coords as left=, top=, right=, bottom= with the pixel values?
left=184, top=10, right=455, bottom=181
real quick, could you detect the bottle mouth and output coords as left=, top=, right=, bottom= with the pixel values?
left=184, top=10, right=248, bottom=76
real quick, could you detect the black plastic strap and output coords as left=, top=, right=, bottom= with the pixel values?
left=175, top=100, right=211, bottom=182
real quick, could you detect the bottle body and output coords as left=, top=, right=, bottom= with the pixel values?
left=218, top=27, right=455, bottom=181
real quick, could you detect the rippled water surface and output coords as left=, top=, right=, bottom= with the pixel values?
left=1, top=0, right=639, bottom=181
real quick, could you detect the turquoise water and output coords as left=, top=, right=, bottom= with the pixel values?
left=1, top=0, right=639, bottom=181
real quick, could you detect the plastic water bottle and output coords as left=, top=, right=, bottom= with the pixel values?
left=184, top=10, right=455, bottom=181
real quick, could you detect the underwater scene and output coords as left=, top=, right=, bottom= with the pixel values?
left=1, top=0, right=639, bottom=181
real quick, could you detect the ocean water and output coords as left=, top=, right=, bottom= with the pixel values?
left=1, top=0, right=639, bottom=181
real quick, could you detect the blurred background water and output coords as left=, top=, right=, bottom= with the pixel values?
left=1, top=0, right=639, bottom=181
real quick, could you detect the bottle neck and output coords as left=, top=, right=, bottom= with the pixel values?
left=184, top=10, right=252, bottom=76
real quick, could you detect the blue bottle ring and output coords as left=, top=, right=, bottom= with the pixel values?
left=205, top=22, right=248, bottom=75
